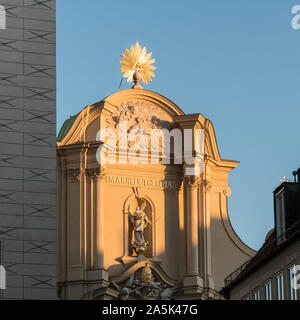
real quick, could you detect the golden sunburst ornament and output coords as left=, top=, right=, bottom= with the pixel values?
left=120, top=42, right=156, bottom=89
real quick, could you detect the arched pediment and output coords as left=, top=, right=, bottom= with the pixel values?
left=57, top=89, right=184, bottom=147
left=103, top=88, right=185, bottom=118
left=57, top=88, right=238, bottom=170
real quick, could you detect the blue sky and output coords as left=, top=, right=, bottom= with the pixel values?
left=57, top=0, right=300, bottom=250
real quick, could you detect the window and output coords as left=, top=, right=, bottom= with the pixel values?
left=275, top=189, right=286, bottom=244
left=253, top=288, right=260, bottom=300
left=276, top=273, right=285, bottom=300
left=288, top=265, right=298, bottom=300
left=264, top=280, right=272, bottom=300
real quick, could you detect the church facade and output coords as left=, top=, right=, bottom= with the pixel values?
left=56, top=88, right=255, bottom=300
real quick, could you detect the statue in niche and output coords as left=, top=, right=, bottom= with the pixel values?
left=127, top=200, right=151, bottom=255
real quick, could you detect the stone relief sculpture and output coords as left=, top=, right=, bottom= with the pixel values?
left=107, top=101, right=173, bottom=131
left=105, top=101, right=174, bottom=150
left=112, top=263, right=177, bottom=300
left=126, top=200, right=151, bottom=255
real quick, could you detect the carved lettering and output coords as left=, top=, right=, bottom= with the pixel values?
left=102, top=174, right=181, bottom=191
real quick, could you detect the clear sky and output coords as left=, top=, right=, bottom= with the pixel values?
left=57, top=0, right=300, bottom=250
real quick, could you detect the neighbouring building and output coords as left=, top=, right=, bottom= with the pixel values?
left=56, top=85, right=256, bottom=300
left=0, top=0, right=56, bottom=299
left=222, top=168, right=300, bottom=300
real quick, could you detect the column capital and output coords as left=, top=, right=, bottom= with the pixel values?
left=184, top=176, right=201, bottom=189
left=86, top=167, right=106, bottom=179
left=68, top=166, right=106, bottom=181
left=68, top=168, right=85, bottom=181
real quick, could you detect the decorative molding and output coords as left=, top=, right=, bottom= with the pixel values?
left=68, top=167, right=106, bottom=181
left=85, top=168, right=98, bottom=178
left=110, top=260, right=176, bottom=287
left=184, top=176, right=201, bottom=189
left=223, top=187, right=232, bottom=197
left=86, top=167, right=106, bottom=179
left=68, top=168, right=84, bottom=181
left=98, top=167, right=106, bottom=178
left=111, top=263, right=177, bottom=300
left=106, top=100, right=173, bottom=131
left=105, top=100, right=174, bottom=149
left=57, top=89, right=184, bottom=146
left=204, top=179, right=213, bottom=191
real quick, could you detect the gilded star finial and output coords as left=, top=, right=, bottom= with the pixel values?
left=120, top=42, right=156, bottom=89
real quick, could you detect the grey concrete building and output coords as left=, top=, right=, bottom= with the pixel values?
left=0, top=0, right=56, bottom=299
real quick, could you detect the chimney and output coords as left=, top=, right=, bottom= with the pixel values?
left=293, top=169, right=300, bottom=183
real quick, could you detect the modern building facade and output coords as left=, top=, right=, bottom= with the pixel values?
left=56, top=88, right=256, bottom=300
left=0, top=0, right=56, bottom=299
left=222, top=168, right=300, bottom=300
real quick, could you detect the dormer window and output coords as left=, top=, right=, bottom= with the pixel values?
left=275, top=188, right=286, bottom=244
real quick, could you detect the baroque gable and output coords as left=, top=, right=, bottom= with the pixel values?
left=57, top=89, right=236, bottom=169
left=57, top=88, right=256, bottom=301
